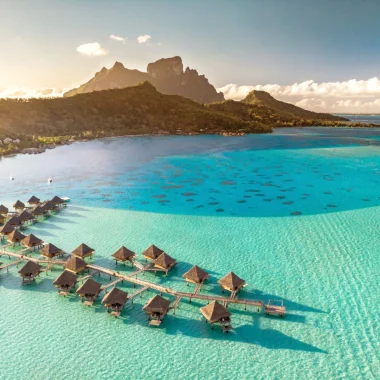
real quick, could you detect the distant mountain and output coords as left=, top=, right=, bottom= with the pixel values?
left=242, top=90, right=347, bottom=122
left=207, top=90, right=348, bottom=127
left=64, top=56, right=224, bottom=104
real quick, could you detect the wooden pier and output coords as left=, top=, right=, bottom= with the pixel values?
left=102, top=278, right=123, bottom=291
left=128, top=286, right=149, bottom=303
left=0, top=248, right=266, bottom=312
left=85, top=264, right=263, bottom=309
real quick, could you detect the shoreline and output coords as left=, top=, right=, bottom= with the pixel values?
left=1, top=125, right=380, bottom=159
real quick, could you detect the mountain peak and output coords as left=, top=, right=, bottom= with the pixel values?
left=64, top=56, right=224, bottom=103
left=242, top=89, right=346, bottom=122
left=242, top=90, right=274, bottom=105
left=111, top=61, right=125, bottom=70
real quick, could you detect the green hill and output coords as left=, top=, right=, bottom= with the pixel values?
left=207, top=90, right=348, bottom=128
left=242, top=90, right=346, bottom=122
left=0, top=82, right=269, bottom=156
left=0, top=83, right=373, bottom=157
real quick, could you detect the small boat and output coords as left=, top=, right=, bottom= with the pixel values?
left=48, top=177, right=52, bottom=183
left=10, top=176, right=14, bottom=181
left=61, top=197, right=70, bottom=203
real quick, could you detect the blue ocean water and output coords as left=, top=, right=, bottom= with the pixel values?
left=0, top=127, right=379, bottom=379
left=338, top=114, right=380, bottom=125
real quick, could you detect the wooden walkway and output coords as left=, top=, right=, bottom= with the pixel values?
left=0, top=248, right=65, bottom=266
left=1, top=248, right=266, bottom=311
left=102, top=278, right=123, bottom=291
left=86, top=264, right=263, bottom=309
left=223, top=290, right=237, bottom=307
left=0, top=258, right=25, bottom=271
left=128, top=286, right=149, bottom=302
left=170, top=296, right=183, bottom=314
left=77, top=274, right=92, bottom=283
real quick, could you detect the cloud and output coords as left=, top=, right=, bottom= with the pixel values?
left=76, top=42, right=108, bottom=56
left=137, top=34, right=151, bottom=44
left=218, top=77, right=380, bottom=113
left=0, top=87, right=67, bottom=99
left=109, top=34, right=126, bottom=43
left=219, top=77, right=380, bottom=101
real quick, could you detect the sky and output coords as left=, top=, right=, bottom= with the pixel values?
left=1, top=0, right=380, bottom=112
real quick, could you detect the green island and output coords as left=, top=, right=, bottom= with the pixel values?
left=0, top=81, right=375, bottom=157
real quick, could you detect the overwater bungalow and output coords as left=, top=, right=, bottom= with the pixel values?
left=0, top=215, right=4, bottom=225
left=18, top=261, right=42, bottom=284
left=143, top=294, right=171, bottom=326
left=152, top=252, right=177, bottom=274
left=53, top=270, right=77, bottom=295
left=31, top=205, right=45, bottom=217
left=8, top=215, right=23, bottom=228
left=41, top=200, right=54, bottom=214
left=13, top=200, right=25, bottom=211
left=27, top=196, right=40, bottom=206
left=18, top=210, right=34, bottom=224
left=76, top=278, right=102, bottom=306
left=51, top=196, right=65, bottom=207
left=218, top=272, right=246, bottom=293
left=40, top=243, right=64, bottom=259
left=183, top=265, right=209, bottom=285
left=0, top=223, right=15, bottom=239
left=200, top=301, right=232, bottom=333
left=0, top=205, right=8, bottom=215
left=112, top=246, right=136, bottom=265
left=72, top=243, right=95, bottom=259
left=7, top=229, right=26, bottom=246
left=21, top=234, right=44, bottom=250
left=141, top=244, right=164, bottom=261
left=101, top=287, right=128, bottom=317
left=65, top=256, right=87, bottom=274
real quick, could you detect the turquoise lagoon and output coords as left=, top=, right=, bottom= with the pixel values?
left=0, top=128, right=379, bottom=379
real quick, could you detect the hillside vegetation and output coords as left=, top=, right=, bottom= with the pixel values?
left=207, top=90, right=348, bottom=127
left=0, top=82, right=374, bottom=157
left=0, top=82, right=269, bottom=156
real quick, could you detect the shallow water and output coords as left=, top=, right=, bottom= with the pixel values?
left=0, top=128, right=379, bottom=379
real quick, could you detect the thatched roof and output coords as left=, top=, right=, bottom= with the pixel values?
left=8, top=215, right=22, bottom=227
left=72, top=243, right=95, bottom=258
left=141, top=244, right=164, bottom=260
left=76, top=278, right=102, bottom=297
left=200, top=301, right=231, bottom=323
left=112, top=246, right=136, bottom=261
left=32, top=205, right=44, bottom=216
left=51, top=196, right=64, bottom=205
left=42, top=200, right=54, bottom=211
left=0, top=223, right=15, bottom=235
left=22, top=234, right=43, bottom=248
left=102, top=287, right=128, bottom=307
left=0, top=205, right=8, bottom=214
left=218, top=272, right=246, bottom=291
left=153, top=252, right=176, bottom=269
left=143, top=295, right=171, bottom=315
left=53, top=270, right=77, bottom=287
left=40, top=243, right=63, bottom=258
left=13, top=200, right=25, bottom=209
left=65, top=256, right=87, bottom=273
left=19, top=210, right=34, bottom=221
left=18, top=261, right=42, bottom=277
left=182, top=265, right=209, bottom=284
left=7, top=229, right=26, bottom=243
left=27, top=196, right=40, bottom=204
